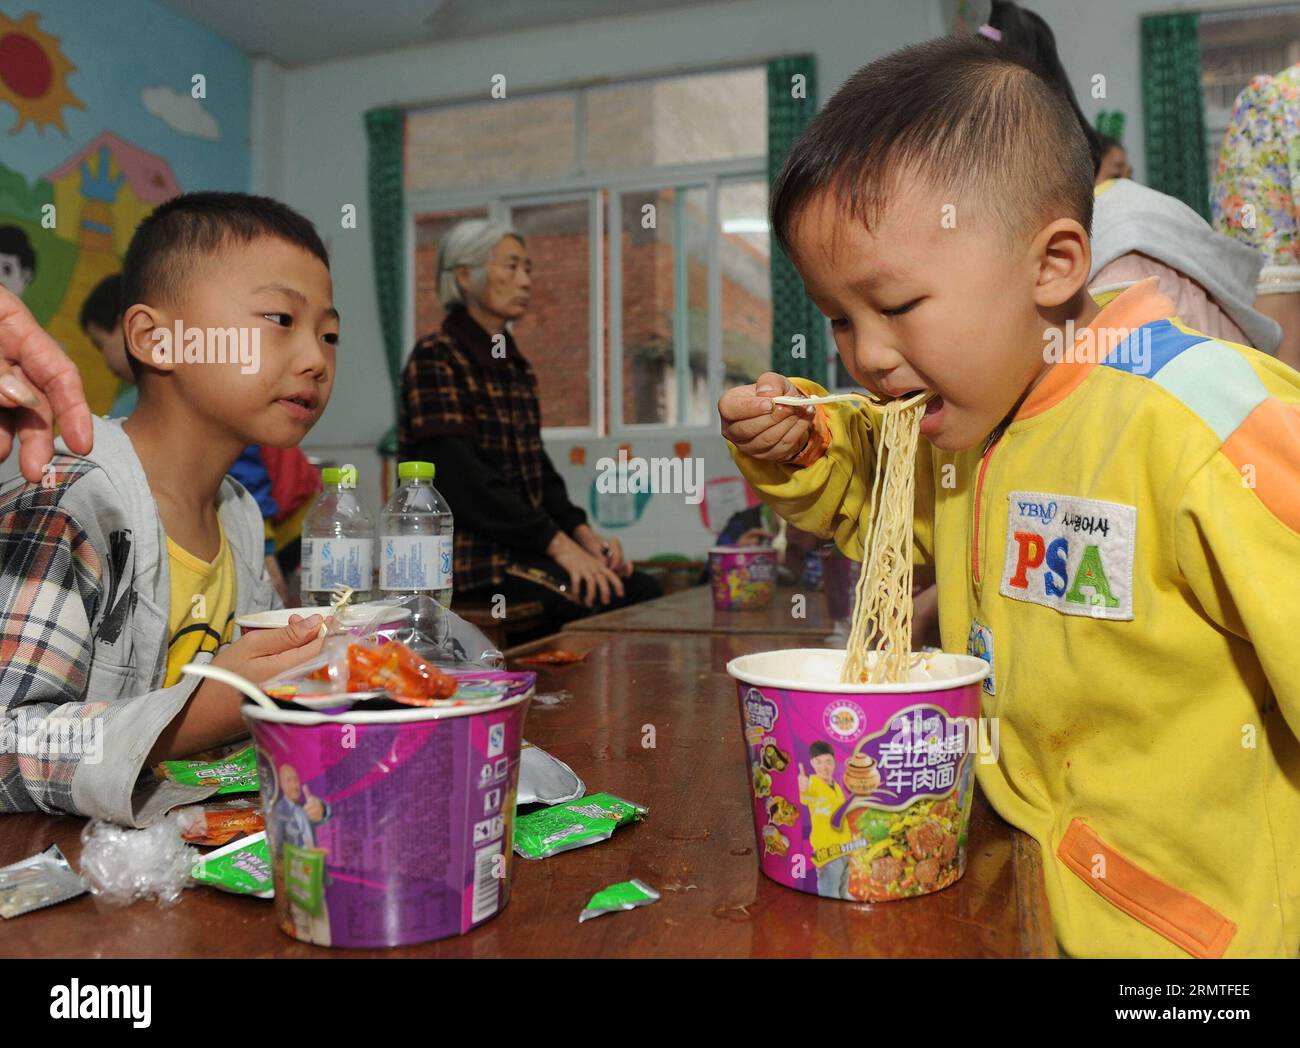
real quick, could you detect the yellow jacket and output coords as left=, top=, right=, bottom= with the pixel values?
left=731, top=280, right=1300, bottom=957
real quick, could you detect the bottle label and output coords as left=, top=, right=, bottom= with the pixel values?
left=305, top=538, right=373, bottom=594
left=381, top=535, right=452, bottom=591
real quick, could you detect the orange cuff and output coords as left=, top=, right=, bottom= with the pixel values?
left=788, top=404, right=832, bottom=468
left=1057, top=818, right=1236, bottom=959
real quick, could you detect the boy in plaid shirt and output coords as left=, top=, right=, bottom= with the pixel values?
left=0, top=193, right=335, bottom=825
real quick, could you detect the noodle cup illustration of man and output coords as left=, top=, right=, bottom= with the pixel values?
left=271, top=762, right=332, bottom=945
left=797, top=742, right=853, bottom=898
left=275, top=763, right=328, bottom=845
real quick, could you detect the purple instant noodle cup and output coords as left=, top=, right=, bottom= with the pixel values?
left=709, top=546, right=778, bottom=611
left=242, top=670, right=533, bottom=947
left=727, top=649, right=989, bottom=903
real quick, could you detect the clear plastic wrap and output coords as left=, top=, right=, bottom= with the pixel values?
left=261, top=595, right=504, bottom=704
left=79, top=815, right=196, bottom=908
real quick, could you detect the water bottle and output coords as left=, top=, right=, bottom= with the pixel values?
left=379, top=461, right=454, bottom=613
left=300, top=465, right=375, bottom=607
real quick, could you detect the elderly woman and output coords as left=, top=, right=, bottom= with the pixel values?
left=399, top=219, right=661, bottom=628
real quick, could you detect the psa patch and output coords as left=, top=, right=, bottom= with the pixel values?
left=999, top=491, right=1136, bottom=620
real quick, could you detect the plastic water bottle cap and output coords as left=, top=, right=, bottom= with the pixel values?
left=321, top=467, right=342, bottom=483
left=398, top=461, right=436, bottom=481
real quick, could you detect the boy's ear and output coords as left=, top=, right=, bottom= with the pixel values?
left=122, top=303, right=174, bottom=375
left=1031, top=218, right=1092, bottom=310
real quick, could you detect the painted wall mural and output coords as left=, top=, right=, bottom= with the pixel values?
left=0, top=2, right=249, bottom=415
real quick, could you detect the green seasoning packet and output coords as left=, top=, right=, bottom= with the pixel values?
left=578, top=879, right=660, bottom=923
left=513, top=792, right=648, bottom=860
left=159, top=744, right=258, bottom=795
left=191, top=832, right=274, bottom=898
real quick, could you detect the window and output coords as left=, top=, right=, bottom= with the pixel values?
left=404, top=66, right=768, bottom=434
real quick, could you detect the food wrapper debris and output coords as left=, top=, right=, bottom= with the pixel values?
left=0, top=844, right=86, bottom=919
left=176, top=798, right=266, bottom=847
left=79, top=816, right=196, bottom=908
left=513, top=793, right=647, bottom=859
left=156, top=743, right=258, bottom=795
left=515, top=649, right=588, bottom=666
left=191, top=832, right=274, bottom=898
left=517, top=741, right=585, bottom=806
left=578, top=879, right=660, bottom=923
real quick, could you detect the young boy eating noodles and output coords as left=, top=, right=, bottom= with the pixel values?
left=720, top=36, right=1300, bottom=958
left=0, top=192, right=337, bottom=826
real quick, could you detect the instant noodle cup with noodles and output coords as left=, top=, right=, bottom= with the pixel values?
left=727, top=648, right=988, bottom=903
left=242, top=669, right=534, bottom=947
left=709, top=546, right=777, bottom=611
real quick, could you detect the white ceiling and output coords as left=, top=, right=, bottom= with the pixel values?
left=153, top=0, right=721, bottom=67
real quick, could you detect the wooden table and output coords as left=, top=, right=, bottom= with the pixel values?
left=567, top=582, right=842, bottom=639
left=0, top=631, right=1055, bottom=958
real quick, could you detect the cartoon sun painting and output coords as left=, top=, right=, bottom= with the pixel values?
left=0, top=11, right=84, bottom=135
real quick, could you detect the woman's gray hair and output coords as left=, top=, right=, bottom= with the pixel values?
left=437, top=219, right=525, bottom=308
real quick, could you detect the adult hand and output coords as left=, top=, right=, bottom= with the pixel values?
left=0, top=286, right=93, bottom=482
left=574, top=524, right=633, bottom=578
left=547, top=531, right=625, bottom=607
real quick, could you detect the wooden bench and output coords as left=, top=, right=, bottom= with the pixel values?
left=455, top=598, right=549, bottom=650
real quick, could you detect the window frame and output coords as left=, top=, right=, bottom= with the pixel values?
left=403, top=69, right=768, bottom=439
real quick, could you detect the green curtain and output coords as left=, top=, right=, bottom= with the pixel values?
left=767, top=55, right=825, bottom=386
left=1096, top=110, right=1126, bottom=145
left=364, top=107, right=405, bottom=456
left=1141, top=13, right=1208, bottom=218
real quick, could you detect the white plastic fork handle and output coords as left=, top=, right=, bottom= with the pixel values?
left=181, top=662, right=280, bottom=712
left=771, top=393, right=872, bottom=406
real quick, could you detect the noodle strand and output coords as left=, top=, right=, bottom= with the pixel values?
left=840, top=399, right=924, bottom=684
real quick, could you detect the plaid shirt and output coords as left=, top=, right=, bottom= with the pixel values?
left=0, top=417, right=279, bottom=825
left=399, top=306, right=584, bottom=592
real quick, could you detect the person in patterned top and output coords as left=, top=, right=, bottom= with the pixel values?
left=1212, top=62, right=1300, bottom=370
left=399, top=219, right=660, bottom=629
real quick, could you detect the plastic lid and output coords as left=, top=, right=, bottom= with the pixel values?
left=398, top=460, right=436, bottom=480
left=321, top=467, right=342, bottom=483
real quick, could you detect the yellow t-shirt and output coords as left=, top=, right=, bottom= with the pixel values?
left=165, top=528, right=236, bottom=687
left=799, top=774, right=852, bottom=866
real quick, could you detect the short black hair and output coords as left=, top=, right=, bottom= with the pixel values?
left=121, top=191, right=329, bottom=315
left=80, top=273, right=122, bottom=335
left=809, top=741, right=834, bottom=760
left=770, top=34, right=1094, bottom=255
left=119, top=192, right=328, bottom=381
left=987, top=0, right=1105, bottom=174
left=0, top=225, right=36, bottom=275
left=1098, top=134, right=1124, bottom=155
